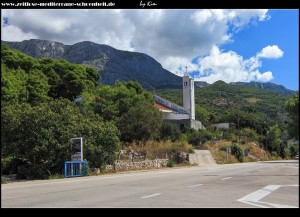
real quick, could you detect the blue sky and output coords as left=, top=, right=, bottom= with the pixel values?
left=1, top=9, right=299, bottom=90
left=221, top=10, right=299, bottom=90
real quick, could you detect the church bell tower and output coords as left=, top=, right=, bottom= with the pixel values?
left=183, top=67, right=195, bottom=120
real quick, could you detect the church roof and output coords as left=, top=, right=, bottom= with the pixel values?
left=154, top=102, right=173, bottom=113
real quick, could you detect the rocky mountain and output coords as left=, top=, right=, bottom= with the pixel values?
left=2, top=39, right=297, bottom=94
left=230, top=81, right=298, bottom=96
left=1, top=39, right=182, bottom=90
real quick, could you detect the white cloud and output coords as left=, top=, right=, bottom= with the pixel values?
left=248, top=70, right=273, bottom=82
left=1, top=25, right=37, bottom=41
left=1, top=9, right=270, bottom=75
left=195, top=46, right=274, bottom=84
left=257, top=45, right=284, bottom=59
left=226, top=9, right=270, bottom=31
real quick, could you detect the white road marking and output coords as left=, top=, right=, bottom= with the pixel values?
left=258, top=170, right=263, bottom=171
left=141, top=193, right=161, bottom=199
left=222, top=177, right=232, bottom=180
left=237, top=184, right=299, bottom=208
left=188, top=184, right=203, bottom=188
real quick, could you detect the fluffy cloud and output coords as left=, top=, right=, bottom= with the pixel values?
left=1, top=9, right=269, bottom=70
left=194, top=46, right=276, bottom=83
left=257, top=45, right=284, bottom=59
left=2, top=9, right=276, bottom=83
left=0, top=24, right=37, bottom=41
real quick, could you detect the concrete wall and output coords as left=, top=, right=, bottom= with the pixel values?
left=211, top=123, right=230, bottom=130
left=190, top=119, right=206, bottom=130
left=163, top=113, right=190, bottom=120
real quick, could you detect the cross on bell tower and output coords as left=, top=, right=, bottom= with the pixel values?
left=184, top=66, right=189, bottom=76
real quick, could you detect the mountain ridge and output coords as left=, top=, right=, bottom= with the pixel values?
left=1, top=39, right=297, bottom=95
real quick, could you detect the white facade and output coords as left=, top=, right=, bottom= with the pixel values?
left=183, top=75, right=195, bottom=120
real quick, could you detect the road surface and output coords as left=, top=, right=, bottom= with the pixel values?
left=1, top=160, right=298, bottom=208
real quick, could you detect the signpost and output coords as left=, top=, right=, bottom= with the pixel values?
left=70, top=137, right=83, bottom=161
left=65, top=137, right=87, bottom=178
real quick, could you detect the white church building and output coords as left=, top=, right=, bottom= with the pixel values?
left=154, top=74, right=205, bottom=130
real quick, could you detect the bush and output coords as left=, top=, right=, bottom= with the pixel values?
left=1, top=176, right=7, bottom=184
left=230, top=143, right=244, bottom=162
left=160, top=123, right=181, bottom=142
left=290, top=144, right=299, bottom=158
left=99, top=165, right=107, bottom=174
left=167, top=158, right=175, bottom=167
left=223, top=132, right=237, bottom=142
left=283, top=147, right=291, bottom=159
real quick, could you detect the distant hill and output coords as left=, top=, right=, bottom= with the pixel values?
left=230, top=81, right=298, bottom=96
left=2, top=39, right=297, bottom=95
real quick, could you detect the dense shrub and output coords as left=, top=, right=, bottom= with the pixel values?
left=230, top=143, right=244, bottom=162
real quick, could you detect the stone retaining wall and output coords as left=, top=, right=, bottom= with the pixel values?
left=106, top=159, right=168, bottom=172
left=188, top=153, right=198, bottom=165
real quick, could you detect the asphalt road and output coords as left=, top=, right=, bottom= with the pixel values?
left=1, top=160, right=298, bottom=208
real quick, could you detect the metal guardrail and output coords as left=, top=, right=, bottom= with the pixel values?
left=64, top=160, right=88, bottom=178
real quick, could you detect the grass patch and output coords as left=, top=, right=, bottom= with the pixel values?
left=210, top=150, right=239, bottom=164
left=48, top=174, right=64, bottom=180
left=206, top=140, right=274, bottom=164
left=1, top=176, right=7, bottom=184
left=126, top=140, right=194, bottom=159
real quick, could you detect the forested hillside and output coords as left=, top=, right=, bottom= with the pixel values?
left=157, top=80, right=290, bottom=133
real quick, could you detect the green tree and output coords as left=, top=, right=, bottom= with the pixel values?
left=27, top=69, right=50, bottom=104
left=118, top=101, right=163, bottom=143
left=1, top=98, right=120, bottom=179
left=1, top=64, right=28, bottom=104
left=285, top=95, right=299, bottom=139
left=195, top=105, right=210, bottom=126
left=160, top=122, right=181, bottom=142
left=266, top=124, right=283, bottom=155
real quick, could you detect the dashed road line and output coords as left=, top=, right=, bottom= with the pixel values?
left=141, top=193, right=161, bottom=199
left=222, top=177, right=232, bottom=180
left=188, top=184, right=203, bottom=188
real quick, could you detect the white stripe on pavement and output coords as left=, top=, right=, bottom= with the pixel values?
left=188, top=184, right=203, bottom=188
left=238, top=185, right=299, bottom=208
left=141, top=193, right=161, bottom=199
left=222, top=177, right=232, bottom=180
